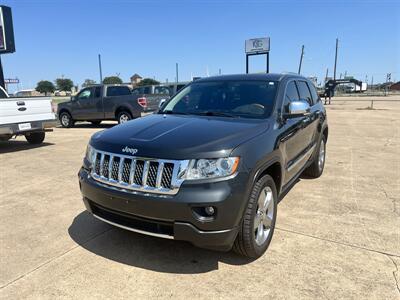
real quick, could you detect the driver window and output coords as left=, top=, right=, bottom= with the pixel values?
left=283, top=81, right=299, bottom=112
left=77, top=88, right=93, bottom=100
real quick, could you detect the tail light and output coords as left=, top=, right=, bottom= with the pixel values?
left=137, top=97, right=147, bottom=108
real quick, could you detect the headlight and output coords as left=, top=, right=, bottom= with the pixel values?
left=85, top=144, right=95, bottom=166
left=181, top=157, right=240, bottom=180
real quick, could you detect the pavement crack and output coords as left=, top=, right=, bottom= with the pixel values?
left=276, top=227, right=400, bottom=258
left=0, top=227, right=113, bottom=290
left=387, top=255, right=400, bottom=294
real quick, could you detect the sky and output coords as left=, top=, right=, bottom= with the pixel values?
left=1, top=0, right=399, bottom=93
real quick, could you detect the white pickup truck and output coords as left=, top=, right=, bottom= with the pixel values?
left=0, top=85, right=57, bottom=144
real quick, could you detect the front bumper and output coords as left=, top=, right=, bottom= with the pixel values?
left=78, top=167, right=249, bottom=251
left=0, top=119, right=57, bottom=135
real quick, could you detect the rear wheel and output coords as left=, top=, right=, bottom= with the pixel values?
left=117, top=111, right=132, bottom=124
left=59, top=112, right=74, bottom=128
left=233, top=174, right=277, bottom=259
left=303, top=135, right=326, bottom=178
left=25, top=132, right=45, bottom=144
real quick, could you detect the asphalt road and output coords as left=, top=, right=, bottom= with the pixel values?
left=0, top=96, right=399, bottom=299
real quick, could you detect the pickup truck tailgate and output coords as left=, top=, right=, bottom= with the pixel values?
left=0, top=97, right=56, bottom=125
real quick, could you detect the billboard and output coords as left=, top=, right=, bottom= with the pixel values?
left=245, top=37, right=270, bottom=54
left=0, top=6, right=15, bottom=54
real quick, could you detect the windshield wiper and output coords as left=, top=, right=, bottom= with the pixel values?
left=160, top=110, right=190, bottom=115
left=192, top=111, right=238, bottom=118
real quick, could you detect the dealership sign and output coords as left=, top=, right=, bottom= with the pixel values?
left=5, top=78, right=19, bottom=84
left=245, top=37, right=270, bottom=54
left=0, top=6, right=15, bottom=54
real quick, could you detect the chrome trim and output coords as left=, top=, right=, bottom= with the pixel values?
left=287, top=144, right=316, bottom=172
left=90, top=148, right=188, bottom=195
left=92, top=214, right=174, bottom=240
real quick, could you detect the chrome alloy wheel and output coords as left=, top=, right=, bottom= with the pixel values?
left=254, top=186, right=275, bottom=246
left=318, top=139, right=326, bottom=171
left=119, top=113, right=129, bottom=123
left=61, top=114, right=70, bottom=127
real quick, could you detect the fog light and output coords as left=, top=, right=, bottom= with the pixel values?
left=205, top=206, right=215, bottom=216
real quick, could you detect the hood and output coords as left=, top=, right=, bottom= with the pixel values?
left=91, top=114, right=269, bottom=159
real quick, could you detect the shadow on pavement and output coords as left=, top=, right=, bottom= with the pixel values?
left=68, top=211, right=253, bottom=274
left=0, top=140, right=55, bottom=154
left=57, top=123, right=116, bottom=129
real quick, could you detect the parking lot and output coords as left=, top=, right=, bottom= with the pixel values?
left=0, top=96, right=399, bottom=299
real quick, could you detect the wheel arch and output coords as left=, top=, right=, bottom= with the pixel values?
left=115, top=106, right=133, bottom=118
left=253, top=160, right=283, bottom=196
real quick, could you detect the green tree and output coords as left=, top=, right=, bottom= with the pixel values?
left=103, top=76, right=123, bottom=84
left=137, top=78, right=160, bottom=86
left=36, top=80, right=55, bottom=96
left=82, top=79, right=96, bottom=87
left=55, top=78, right=74, bottom=91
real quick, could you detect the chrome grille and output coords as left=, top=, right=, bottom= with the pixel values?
left=90, top=149, right=187, bottom=195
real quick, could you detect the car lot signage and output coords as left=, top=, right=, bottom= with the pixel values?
left=5, top=78, right=19, bottom=84
left=0, top=6, right=15, bottom=54
left=245, top=37, right=270, bottom=54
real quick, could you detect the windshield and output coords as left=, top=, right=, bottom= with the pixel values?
left=160, top=80, right=278, bottom=119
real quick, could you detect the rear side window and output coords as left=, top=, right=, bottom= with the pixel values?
left=307, top=82, right=319, bottom=104
left=142, top=87, right=151, bottom=94
left=283, top=81, right=299, bottom=112
left=297, top=81, right=313, bottom=105
left=106, top=86, right=131, bottom=97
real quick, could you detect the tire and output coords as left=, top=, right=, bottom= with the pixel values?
left=303, top=135, right=326, bottom=178
left=117, top=111, right=132, bottom=124
left=59, top=112, right=74, bottom=128
left=90, top=120, right=102, bottom=125
left=233, top=174, right=278, bottom=259
left=25, top=132, right=45, bottom=144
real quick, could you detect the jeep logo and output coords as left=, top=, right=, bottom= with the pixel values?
left=122, top=146, right=138, bottom=155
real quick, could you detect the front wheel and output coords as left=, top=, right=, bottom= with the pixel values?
left=59, top=112, right=74, bottom=128
left=25, top=132, right=45, bottom=144
left=117, top=111, right=132, bottom=124
left=233, top=174, right=277, bottom=259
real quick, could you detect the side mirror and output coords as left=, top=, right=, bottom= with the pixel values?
left=159, top=98, right=166, bottom=109
left=286, top=100, right=310, bottom=117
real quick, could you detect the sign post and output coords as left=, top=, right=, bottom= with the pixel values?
left=245, top=37, right=270, bottom=74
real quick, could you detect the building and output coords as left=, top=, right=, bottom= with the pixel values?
left=389, top=81, right=400, bottom=91
left=130, top=74, right=142, bottom=87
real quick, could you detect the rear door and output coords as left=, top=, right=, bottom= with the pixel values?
left=102, top=85, right=132, bottom=118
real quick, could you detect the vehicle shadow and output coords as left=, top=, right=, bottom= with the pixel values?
left=57, top=123, right=116, bottom=129
left=0, top=140, right=55, bottom=154
left=68, top=211, right=253, bottom=274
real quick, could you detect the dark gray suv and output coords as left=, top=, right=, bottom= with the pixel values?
left=78, top=74, right=328, bottom=258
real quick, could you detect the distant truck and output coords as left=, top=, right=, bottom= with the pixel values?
left=131, top=83, right=188, bottom=112
left=0, top=86, right=57, bottom=144
left=57, top=84, right=144, bottom=127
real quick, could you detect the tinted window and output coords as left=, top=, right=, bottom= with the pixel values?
left=131, top=88, right=140, bottom=95
left=307, top=82, right=319, bottom=104
left=0, top=87, right=8, bottom=99
left=283, top=81, right=299, bottom=112
left=142, top=87, right=151, bottom=94
left=177, top=85, right=185, bottom=91
left=162, top=81, right=278, bottom=119
left=77, top=88, right=93, bottom=100
left=154, top=86, right=170, bottom=95
left=106, top=86, right=131, bottom=97
left=297, top=81, right=313, bottom=105
left=94, top=86, right=101, bottom=98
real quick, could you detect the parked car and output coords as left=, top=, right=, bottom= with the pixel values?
left=78, top=73, right=328, bottom=259
left=131, top=83, right=188, bottom=112
left=0, top=85, right=57, bottom=144
left=57, top=84, right=144, bottom=127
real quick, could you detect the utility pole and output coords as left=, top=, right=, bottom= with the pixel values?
left=344, top=70, right=347, bottom=78
left=325, top=68, right=329, bottom=83
left=175, top=63, right=179, bottom=83
left=333, top=38, right=339, bottom=80
left=98, top=54, right=103, bottom=83
left=298, top=45, right=304, bottom=74
left=219, top=68, right=222, bottom=75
